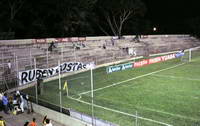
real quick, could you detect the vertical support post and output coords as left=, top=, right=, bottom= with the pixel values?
left=74, top=47, right=76, bottom=62
left=34, top=58, right=38, bottom=104
left=16, top=55, right=19, bottom=89
left=66, top=81, right=69, bottom=97
left=30, top=47, right=32, bottom=67
left=135, top=111, right=138, bottom=126
left=46, top=49, right=49, bottom=68
left=112, top=52, right=114, bottom=61
left=58, top=60, right=62, bottom=113
left=1, top=52, right=3, bottom=64
left=62, top=44, right=64, bottom=62
left=189, top=48, right=192, bottom=62
left=16, top=56, right=19, bottom=76
left=91, top=68, right=94, bottom=126
left=133, top=50, right=137, bottom=63
left=13, top=52, right=17, bottom=87
left=2, top=53, right=4, bottom=76
left=95, top=56, right=97, bottom=65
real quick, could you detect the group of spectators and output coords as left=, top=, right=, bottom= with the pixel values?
left=0, top=115, right=53, bottom=126
left=0, top=90, right=29, bottom=115
left=0, top=90, right=53, bottom=126
left=24, top=115, right=53, bottom=126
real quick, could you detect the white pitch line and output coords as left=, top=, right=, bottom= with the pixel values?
left=68, top=96, right=173, bottom=126
left=80, top=63, right=185, bottom=95
left=94, top=96, right=199, bottom=121
left=152, top=74, right=200, bottom=81
left=136, top=106, right=200, bottom=121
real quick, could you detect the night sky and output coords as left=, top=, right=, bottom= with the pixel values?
left=143, top=0, right=200, bottom=33
left=0, top=0, right=200, bottom=39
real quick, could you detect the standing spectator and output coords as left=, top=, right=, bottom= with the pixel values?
left=29, top=118, right=37, bottom=126
left=14, top=91, right=23, bottom=114
left=111, top=39, right=115, bottom=46
left=43, top=116, right=53, bottom=126
left=20, top=94, right=25, bottom=112
left=103, top=44, right=106, bottom=49
left=2, top=93, right=9, bottom=114
left=7, top=60, right=11, bottom=74
left=44, top=119, right=52, bottom=126
left=16, top=91, right=25, bottom=113
left=0, top=116, right=6, bottom=126
left=24, top=121, right=29, bottom=126
left=37, top=78, right=43, bottom=95
left=8, top=96, right=14, bottom=111
left=0, top=92, right=3, bottom=111
left=7, top=60, right=11, bottom=69
left=22, top=94, right=29, bottom=110
left=48, top=41, right=56, bottom=52
left=42, top=115, right=47, bottom=124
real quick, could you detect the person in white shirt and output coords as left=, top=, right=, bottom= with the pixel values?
left=7, top=61, right=11, bottom=74
left=7, top=62, right=11, bottom=69
left=44, top=119, right=53, bottom=126
left=0, top=92, right=3, bottom=111
left=16, top=91, right=24, bottom=112
left=0, top=92, right=3, bottom=100
left=19, top=94, right=24, bottom=112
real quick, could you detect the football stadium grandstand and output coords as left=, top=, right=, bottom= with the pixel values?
left=1, top=35, right=200, bottom=126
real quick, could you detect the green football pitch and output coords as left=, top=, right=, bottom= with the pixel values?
left=23, top=50, right=200, bottom=126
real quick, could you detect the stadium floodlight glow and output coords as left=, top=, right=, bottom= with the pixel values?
left=153, top=27, right=157, bottom=31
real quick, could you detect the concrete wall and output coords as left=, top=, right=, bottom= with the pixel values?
left=0, top=34, right=189, bottom=45
left=32, top=103, right=92, bottom=126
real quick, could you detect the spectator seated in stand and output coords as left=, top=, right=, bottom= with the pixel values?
left=81, top=43, right=86, bottom=48
left=48, top=41, right=56, bottom=52
left=103, top=44, right=106, bottom=49
left=132, top=35, right=141, bottom=42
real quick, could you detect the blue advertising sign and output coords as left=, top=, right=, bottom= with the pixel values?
left=175, top=52, right=184, bottom=58
left=106, top=63, right=133, bottom=74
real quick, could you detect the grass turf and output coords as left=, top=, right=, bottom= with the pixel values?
left=23, top=51, right=200, bottom=126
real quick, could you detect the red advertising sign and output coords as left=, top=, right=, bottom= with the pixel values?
left=78, top=37, right=86, bottom=41
left=160, top=54, right=175, bottom=61
left=134, top=59, right=149, bottom=68
left=55, top=38, right=69, bottom=42
left=133, top=54, right=176, bottom=68
left=148, top=57, right=162, bottom=64
left=34, top=39, right=47, bottom=43
left=70, top=37, right=79, bottom=42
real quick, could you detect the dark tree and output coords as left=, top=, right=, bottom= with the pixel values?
left=94, top=0, right=146, bottom=38
left=185, top=17, right=200, bottom=37
left=54, top=0, right=96, bottom=37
